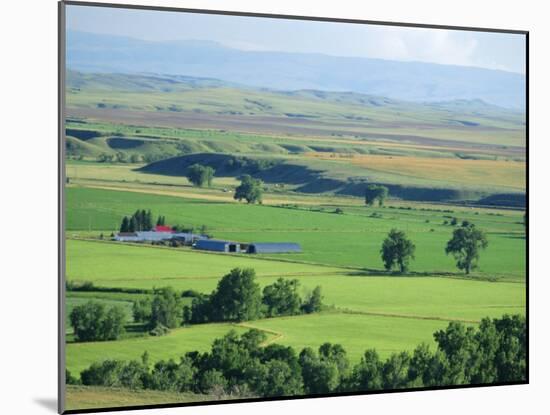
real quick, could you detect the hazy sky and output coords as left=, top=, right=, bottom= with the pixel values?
left=66, top=4, right=526, bottom=74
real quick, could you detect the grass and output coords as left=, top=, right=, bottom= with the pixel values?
left=66, top=322, right=259, bottom=376
left=66, top=187, right=526, bottom=279
left=65, top=385, right=213, bottom=410
left=66, top=72, right=525, bottom=148
left=305, top=153, right=525, bottom=192
left=66, top=239, right=344, bottom=282
left=65, top=310, right=473, bottom=378
left=67, top=239, right=525, bottom=322
left=244, top=312, right=456, bottom=362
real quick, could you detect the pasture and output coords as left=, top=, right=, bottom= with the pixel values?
left=66, top=187, right=526, bottom=279
left=65, top=312, right=450, bottom=376
left=66, top=322, right=257, bottom=376
left=66, top=240, right=525, bottom=322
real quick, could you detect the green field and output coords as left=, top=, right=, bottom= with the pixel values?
left=67, top=322, right=258, bottom=376
left=67, top=239, right=525, bottom=320
left=66, top=187, right=525, bottom=279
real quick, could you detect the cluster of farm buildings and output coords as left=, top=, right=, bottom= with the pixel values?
left=114, top=225, right=301, bottom=254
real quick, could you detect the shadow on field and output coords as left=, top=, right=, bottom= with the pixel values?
left=34, top=397, right=57, bottom=412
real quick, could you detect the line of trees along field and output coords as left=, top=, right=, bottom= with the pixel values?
left=133, top=268, right=323, bottom=331
left=68, top=314, right=526, bottom=398
left=69, top=268, right=323, bottom=342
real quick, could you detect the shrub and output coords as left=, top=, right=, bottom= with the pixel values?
left=69, top=301, right=125, bottom=342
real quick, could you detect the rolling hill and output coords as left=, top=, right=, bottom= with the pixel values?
left=67, top=31, right=526, bottom=109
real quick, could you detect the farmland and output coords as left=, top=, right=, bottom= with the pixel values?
left=66, top=187, right=525, bottom=279
left=63, top=68, right=526, bottom=409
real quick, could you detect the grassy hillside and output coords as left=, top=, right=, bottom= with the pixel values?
left=66, top=71, right=525, bottom=148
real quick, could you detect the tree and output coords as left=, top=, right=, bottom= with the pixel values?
left=256, top=359, right=304, bottom=397
left=66, top=369, right=79, bottom=385
left=433, top=321, right=476, bottom=384
left=149, top=287, right=183, bottom=329
left=128, top=216, right=137, bottom=233
left=150, top=357, right=196, bottom=392
left=348, top=349, right=383, bottom=391
left=319, top=342, right=350, bottom=390
left=198, top=369, right=228, bottom=394
left=208, top=330, right=255, bottom=386
left=365, top=184, right=389, bottom=206
left=234, top=175, right=263, bottom=204
left=69, top=301, right=125, bottom=342
left=262, top=278, right=302, bottom=317
left=145, top=210, right=153, bottom=231
left=445, top=223, right=488, bottom=274
left=132, top=298, right=152, bottom=323
left=210, top=268, right=263, bottom=322
left=382, top=351, right=411, bottom=389
left=301, top=286, right=323, bottom=314
left=102, top=306, right=126, bottom=340
left=120, top=216, right=130, bottom=233
left=186, top=164, right=215, bottom=187
left=380, top=229, right=416, bottom=273
left=115, top=152, right=127, bottom=163
left=130, top=154, right=141, bottom=163
left=298, top=347, right=340, bottom=394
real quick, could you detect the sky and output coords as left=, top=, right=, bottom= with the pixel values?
left=66, top=4, right=526, bottom=74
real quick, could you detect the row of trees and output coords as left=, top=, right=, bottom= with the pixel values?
left=71, top=314, right=526, bottom=397
left=132, top=269, right=324, bottom=330
left=119, top=210, right=168, bottom=233
left=69, top=302, right=126, bottom=342
left=380, top=222, right=489, bottom=274
left=120, top=209, right=154, bottom=233
left=97, top=152, right=141, bottom=164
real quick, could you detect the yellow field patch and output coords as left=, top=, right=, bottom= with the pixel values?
left=306, top=153, right=526, bottom=191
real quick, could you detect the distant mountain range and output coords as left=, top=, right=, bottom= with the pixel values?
left=67, top=31, right=526, bottom=110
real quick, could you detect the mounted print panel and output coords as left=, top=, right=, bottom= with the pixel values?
left=59, top=1, right=527, bottom=413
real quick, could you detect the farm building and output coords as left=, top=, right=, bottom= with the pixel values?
left=114, top=232, right=139, bottom=242
left=172, top=232, right=209, bottom=246
left=247, top=242, right=302, bottom=254
left=154, top=225, right=173, bottom=233
left=194, top=239, right=244, bottom=253
left=114, top=231, right=175, bottom=242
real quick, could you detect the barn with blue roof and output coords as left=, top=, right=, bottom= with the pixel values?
left=194, top=239, right=243, bottom=253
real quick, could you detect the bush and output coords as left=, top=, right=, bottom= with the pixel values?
left=186, top=164, right=215, bottom=187
left=262, top=278, right=302, bottom=317
left=69, top=301, right=126, bottom=342
left=149, top=323, right=170, bottom=337
left=149, top=287, right=183, bottom=329
left=301, top=286, right=323, bottom=314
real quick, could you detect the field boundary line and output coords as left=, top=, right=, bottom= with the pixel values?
left=234, top=322, right=284, bottom=346
left=337, top=308, right=480, bottom=324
